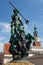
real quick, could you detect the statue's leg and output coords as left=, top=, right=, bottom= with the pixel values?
left=26, top=41, right=31, bottom=50
left=20, top=45, right=28, bottom=58
left=25, top=33, right=32, bottom=50
left=12, top=54, right=14, bottom=60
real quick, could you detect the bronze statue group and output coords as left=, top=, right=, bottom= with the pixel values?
left=9, top=8, right=34, bottom=60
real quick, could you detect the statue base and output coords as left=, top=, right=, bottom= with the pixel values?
left=4, top=61, right=35, bottom=65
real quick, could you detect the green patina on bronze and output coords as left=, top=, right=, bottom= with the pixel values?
left=9, top=2, right=34, bottom=60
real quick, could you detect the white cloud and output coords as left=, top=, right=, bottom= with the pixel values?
left=24, top=23, right=30, bottom=33
left=0, top=37, right=5, bottom=40
left=40, top=38, right=43, bottom=42
left=0, top=43, right=4, bottom=52
left=0, top=22, right=11, bottom=32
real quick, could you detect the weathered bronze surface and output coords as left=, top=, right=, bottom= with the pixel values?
left=9, top=1, right=34, bottom=60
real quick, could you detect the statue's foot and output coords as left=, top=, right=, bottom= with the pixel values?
left=23, top=52, right=28, bottom=57
left=21, top=52, right=28, bottom=58
left=13, top=57, right=20, bottom=60
left=12, top=55, right=21, bottom=60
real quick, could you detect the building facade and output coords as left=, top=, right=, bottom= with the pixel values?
left=33, top=25, right=41, bottom=47
left=4, top=43, right=12, bottom=64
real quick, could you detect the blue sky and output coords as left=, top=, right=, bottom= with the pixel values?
left=0, top=0, right=43, bottom=52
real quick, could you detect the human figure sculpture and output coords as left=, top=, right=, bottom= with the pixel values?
left=9, top=8, right=34, bottom=60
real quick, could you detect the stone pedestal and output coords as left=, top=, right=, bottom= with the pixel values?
left=4, top=61, right=35, bottom=65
